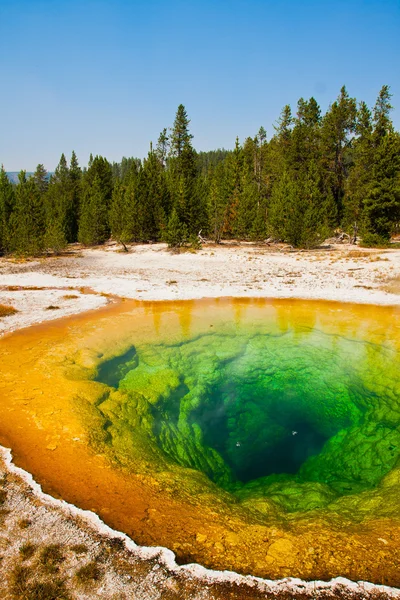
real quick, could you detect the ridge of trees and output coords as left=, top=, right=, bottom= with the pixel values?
left=1, top=90, right=399, bottom=256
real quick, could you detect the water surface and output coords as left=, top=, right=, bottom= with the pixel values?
left=0, top=298, right=399, bottom=583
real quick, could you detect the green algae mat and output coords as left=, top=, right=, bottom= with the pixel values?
left=0, top=298, right=399, bottom=583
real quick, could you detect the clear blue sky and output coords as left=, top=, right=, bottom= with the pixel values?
left=1, top=0, right=399, bottom=171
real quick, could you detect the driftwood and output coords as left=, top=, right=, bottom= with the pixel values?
left=198, top=230, right=207, bottom=244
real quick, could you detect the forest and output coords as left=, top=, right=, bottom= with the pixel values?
left=0, top=85, right=399, bottom=255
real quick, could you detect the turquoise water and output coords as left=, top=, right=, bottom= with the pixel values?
left=95, top=316, right=400, bottom=513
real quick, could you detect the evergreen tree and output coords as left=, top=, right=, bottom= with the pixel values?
left=2, top=91, right=399, bottom=254
left=373, top=85, right=393, bottom=144
left=32, top=164, right=49, bottom=195
left=109, top=180, right=134, bottom=250
left=268, top=163, right=333, bottom=248
left=155, top=128, right=169, bottom=167
left=223, top=137, right=243, bottom=237
left=164, top=207, right=188, bottom=248
left=320, top=86, right=357, bottom=217
left=136, top=148, right=169, bottom=240
left=208, top=163, right=229, bottom=243
left=84, top=155, right=113, bottom=204
left=268, top=170, right=298, bottom=243
left=363, top=133, right=400, bottom=242
left=44, top=154, right=70, bottom=251
left=78, top=174, right=109, bottom=245
left=69, top=150, right=82, bottom=241
left=168, top=105, right=199, bottom=234
left=0, top=166, right=15, bottom=254
left=170, top=105, right=193, bottom=158
left=343, top=101, right=374, bottom=232
left=9, top=171, right=45, bottom=255
left=44, top=217, right=68, bottom=254
left=291, top=97, right=321, bottom=172
left=273, top=105, right=293, bottom=166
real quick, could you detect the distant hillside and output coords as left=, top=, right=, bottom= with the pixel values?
left=6, top=172, right=53, bottom=183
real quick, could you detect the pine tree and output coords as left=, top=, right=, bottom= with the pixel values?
left=168, top=105, right=199, bottom=234
left=268, top=170, right=298, bottom=243
left=78, top=174, right=109, bottom=245
left=44, top=217, right=67, bottom=255
left=373, top=85, right=393, bottom=145
left=164, top=208, right=188, bottom=248
left=69, top=150, right=82, bottom=241
left=223, top=137, right=243, bottom=237
left=297, top=161, right=335, bottom=248
left=79, top=156, right=113, bottom=244
left=32, top=164, right=49, bottom=195
left=136, top=148, right=169, bottom=240
left=343, top=101, right=374, bottom=233
left=170, top=105, right=193, bottom=158
left=155, top=128, right=169, bottom=167
left=363, top=133, right=400, bottom=243
left=320, top=86, right=357, bottom=218
left=208, top=163, right=228, bottom=243
left=84, top=155, right=113, bottom=204
left=9, top=171, right=45, bottom=255
left=268, top=163, right=333, bottom=248
left=109, top=180, right=133, bottom=250
left=0, top=166, right=15, bottom=254
left=291, top=97, right=321, bottom=173
left=273, top=105, right=293, bottom=168
left=44, top=154, right=70, bottom=251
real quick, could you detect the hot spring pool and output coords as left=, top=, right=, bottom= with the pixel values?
left=0, top=298, right=399, bottom=583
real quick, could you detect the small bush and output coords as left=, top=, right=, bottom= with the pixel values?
left=62, top=294, right=79, bottom=300
left=20, top=542, right=37, bottom=560
left=45, top=305, right=60, bottom=310
left=360, top=232, right=390, bottom=248
left=18, top=518, right=31, bottom=529
left=75, top=560, right=103, bottom=584
left=0, top=304, right=17, bottom=318
left=107, top=537, right=125, bottom=551
left=189, top=233, right=202, bottom=250
left=9, top=564, right=30, bottom=596
left=39, top=544, right=65, bottom=573
left=70, top=543, right=88, bottom=554
left=23, top=579, right=70, bottom=600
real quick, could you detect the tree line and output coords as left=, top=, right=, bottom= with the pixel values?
left=0, top=86, right=399, bottom=256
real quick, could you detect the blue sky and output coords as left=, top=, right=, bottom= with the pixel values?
left=0, top=0, right=399, bottom=171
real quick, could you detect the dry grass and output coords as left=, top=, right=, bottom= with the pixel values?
left=18, top=518, right=31, bottom=529
left=9, top=563, right=70, bottom=600
left=381, top=275, right=400, bottom=295
left=39, top=544, right=65, bottom=573
left=0, top=304, right=17, bottom=317
left=346, top=250, right=372, bottom=259
left=62, top=294, right=79, bottom=300
left=19, top=542, right=37, bottom=561
left=75, top=560, right=103, bottom=585
left=70, top=543, right=88, bottom=554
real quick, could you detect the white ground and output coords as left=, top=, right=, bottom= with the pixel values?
left=1, top=241, right=399, bottom=336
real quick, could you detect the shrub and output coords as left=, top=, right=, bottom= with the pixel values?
left=0, top=304, right=17, bottom=317
left=360, top=232, right=390, bottom=248
left=39, top=544, right=65, bottom=573
left=75, top=560, right=103, bottom=584
left=20, top=543, right=36, bottom=560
